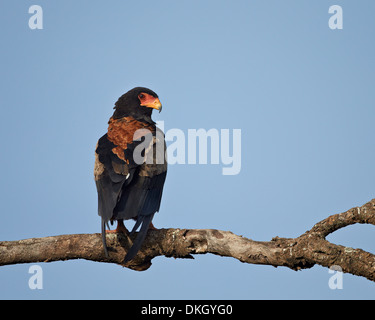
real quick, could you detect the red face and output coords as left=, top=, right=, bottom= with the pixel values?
left=138, top=92, right=162, bottom=111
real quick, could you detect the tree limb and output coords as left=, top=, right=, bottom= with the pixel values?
left=1, top=199, right=375, bottom=281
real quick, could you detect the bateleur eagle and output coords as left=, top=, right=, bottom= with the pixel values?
left=94, top=87, right=167, bottom=262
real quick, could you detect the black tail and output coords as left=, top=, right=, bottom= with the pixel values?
left=123, top=213, right=154, bottom=263
left=101, top=218, right=109, bottom=258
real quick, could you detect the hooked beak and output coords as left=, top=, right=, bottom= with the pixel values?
left=141, top=97, right=162, bottom=113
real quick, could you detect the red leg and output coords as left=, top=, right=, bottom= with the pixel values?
left=148, top=222, right=158, bottom=231
left=106, top=220, right=128, bottom=234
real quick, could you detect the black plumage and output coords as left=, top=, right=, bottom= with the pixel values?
left=94, top=87, right=167, bottom=262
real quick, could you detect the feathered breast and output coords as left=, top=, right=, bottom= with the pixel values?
left=107, top=117, right=155, bottom=162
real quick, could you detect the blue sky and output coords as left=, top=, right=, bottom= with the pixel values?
left=1, top=0, right=375, bottom=299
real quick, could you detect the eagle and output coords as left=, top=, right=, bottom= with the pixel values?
left=94, top=87, right=167, bottom=262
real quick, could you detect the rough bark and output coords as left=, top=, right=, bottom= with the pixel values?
left=1, top=199, right=374, bottom=281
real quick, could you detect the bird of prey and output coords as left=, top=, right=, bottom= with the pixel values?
left=94, top=87, right=167, bottom=262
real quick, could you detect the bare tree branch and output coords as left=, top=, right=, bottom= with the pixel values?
left=1, top=199, right=375, bottom=281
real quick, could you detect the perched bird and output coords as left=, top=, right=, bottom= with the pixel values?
left=94, top=87, right=167, bottom=262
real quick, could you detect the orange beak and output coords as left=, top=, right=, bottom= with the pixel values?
left=140, top=97, right=162, bottom=113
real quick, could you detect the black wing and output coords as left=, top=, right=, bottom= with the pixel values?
left=95, top=128, right=167, bottom=260
left=94, top=133, right=136, bottom=256
left=120, top=128, right=167, bottom=262
left=95, top=134, right=135, bottom=220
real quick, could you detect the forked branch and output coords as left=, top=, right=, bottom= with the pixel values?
left=1, top=199, right=374, bottom=281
